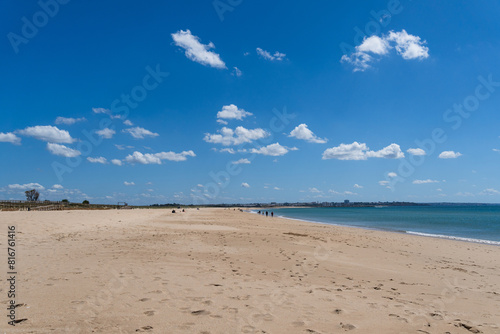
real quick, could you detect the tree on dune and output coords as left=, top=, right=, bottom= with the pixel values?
left=25, top=189, right=39, bottom=202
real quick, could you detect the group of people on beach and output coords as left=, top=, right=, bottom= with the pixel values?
left=257, top=210, right=273, bottom=217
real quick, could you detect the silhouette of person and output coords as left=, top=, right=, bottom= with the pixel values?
left=271, top=212, right=274, bottom=217
left=266, top=211, right=268, bottom=217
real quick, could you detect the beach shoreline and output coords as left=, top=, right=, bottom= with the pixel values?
left=1, top=208, right=499, bottom=333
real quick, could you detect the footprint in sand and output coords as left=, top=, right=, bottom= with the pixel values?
left=144, top=310, right=155, bottom=316
left=340, top=322, right=356, bottom=331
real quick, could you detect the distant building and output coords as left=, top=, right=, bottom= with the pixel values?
left=344, top=200, right=350, bottom=204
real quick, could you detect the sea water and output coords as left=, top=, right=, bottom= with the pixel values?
left=268, top=206, right=500, bottom=245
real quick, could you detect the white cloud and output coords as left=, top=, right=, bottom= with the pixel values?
left=407, top=148, right=426, bottom=156
left=357, top=35, right=390, bottom=55
left=217, top=104, right=252, bottom=121
left=171, top=29, right=226, bottom=69
left=92, top=107, right=109, bottom=114
left=155, top=150, right=196, bottom=162
left=439, top=151, right=462, bottom=159
left=386, top=30, right=429, bottom=60
left=55, top=117, right=86, bottom=125
left=341, top=29, right=429, bottom=72
left=96, top=128, right=116, bottom=139
left=19, top=125, right=75, bottom=143
left=256, top=48, right=286, bottom=61
left=241, top=182, right=250, bottom=188
left=124, top=181, right=135, bottom=186
left=493, top=149, right=500, bottom=153
left=479, top=188, right=500, bottom=195
left=322, top=142, right=404, bottom=160
left=125, top=150, right=195, bottom=165
left=8, top=183, right=44, bottom=190
left=413, top=179, right=439, bottom=184
left=289, top=124, right=327, bottom=144
left=0, top=132, right=21, bottom=145
left=52, top=184, right=63, bottom=189
left=354, top=184, right=363, bottom=189
left=388, top=172, right=398, bottom=178
left=123, top=120, right=133, bottom=126
left=111, top=159, right=122, bottom=166
left=232, top=67, right=242, bottom=77
left=274, top=187, right=280, bottom=190
left=87, top=157, right=108, bottom=164
left=378, top=180, right=390, bottom=186
left=232, top=158, right=251, bottom=165
left=309, top=187, right=321, bottom=193
left=123, top=127, right=159, bottom=139
left=204, top=126, right=268, bottom=146
left=366, top=143, right=405, bottom=159
left=251, top=142, right=290, bottom=156
left=219, top=148, right=236, bottom=154
left=47, top=143, right=81, bottom=157
left=322, top=142, right=369, bottom=160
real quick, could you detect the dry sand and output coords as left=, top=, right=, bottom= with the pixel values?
left=0, top=208, right=499, bottom=333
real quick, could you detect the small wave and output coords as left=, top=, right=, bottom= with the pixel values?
left=406, top=231, right=500, bottom=246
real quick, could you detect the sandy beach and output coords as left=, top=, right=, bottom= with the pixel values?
left=1, top=208, right=499, bottom=333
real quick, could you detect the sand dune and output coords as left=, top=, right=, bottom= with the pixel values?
left=1, top=208, right=499, bottom=333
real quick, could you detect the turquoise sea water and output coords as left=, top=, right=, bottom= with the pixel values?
left=266, top=206, right=500, bottom=245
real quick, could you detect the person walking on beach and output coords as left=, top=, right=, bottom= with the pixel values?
left=266, top=211, right=268, bottom=217
left=271, top=212, right=273, bottom=217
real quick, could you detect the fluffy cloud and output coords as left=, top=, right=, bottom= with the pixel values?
left=387, top=172, right=398, bottom=178
left=407, top=148, right=426, bottom=156
left=413, top=179, right=439, bottom=184
left=204, top=126, right=268, bottom=146
left=87, top=157, right=108, bottom=164
left=366, top=143, right=405, bottom=159
left=171, top=29, right=226, bottom=69
left=8, top=183, right=45, bottom=190
left=155, top=150, right=196, bottom=162
left=123, top=120, right=133, bottom=126
left=111, top=159, right=123, bottom=166
left=19, top=125, right=75, bottom=143
left=357, top=35, right=390, bottom=55
left=256, top=48, right=286, bottom=61
left=124, top=181, right=135, bottom=186
left=439, top=151, right=462, bottom=159
left=125, top=150, right=195, bottom=165
left=232, top=158, right=251, bottom=165
left=0, top=132, right=21, bottom=145
left=289, top=124, right=327, bottom=144
left=123, top=127, right=159, bottom=139
left=322, top=142, right=368, bottom=160
left=47, top=143, right=81, bottom=157
left=96, top=128, right=116, bottom=139
left=309, top=187, right=321, bottom=193
left=217, top=104, right=252, bottom=121
left=479, top=188, right=500, bottom=195
left=386, top=30, right=429, bottom=60
left=55, top=117, right=86, bottom=125
left=354, top=184, right=363, bottom=189
left=341, top=29, right=429, bottom=72
left=322, top=142, right=404, bottom=160
left=251, top=143, right=291, bottom=156
left=219, top=148, right=236, bottom=154
left=52, top=184, right=63, bottom=189
left=241, top=182, right=250, bottom=188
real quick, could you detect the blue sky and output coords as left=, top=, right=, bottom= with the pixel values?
left=1, top=0, right=500, bottom=204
